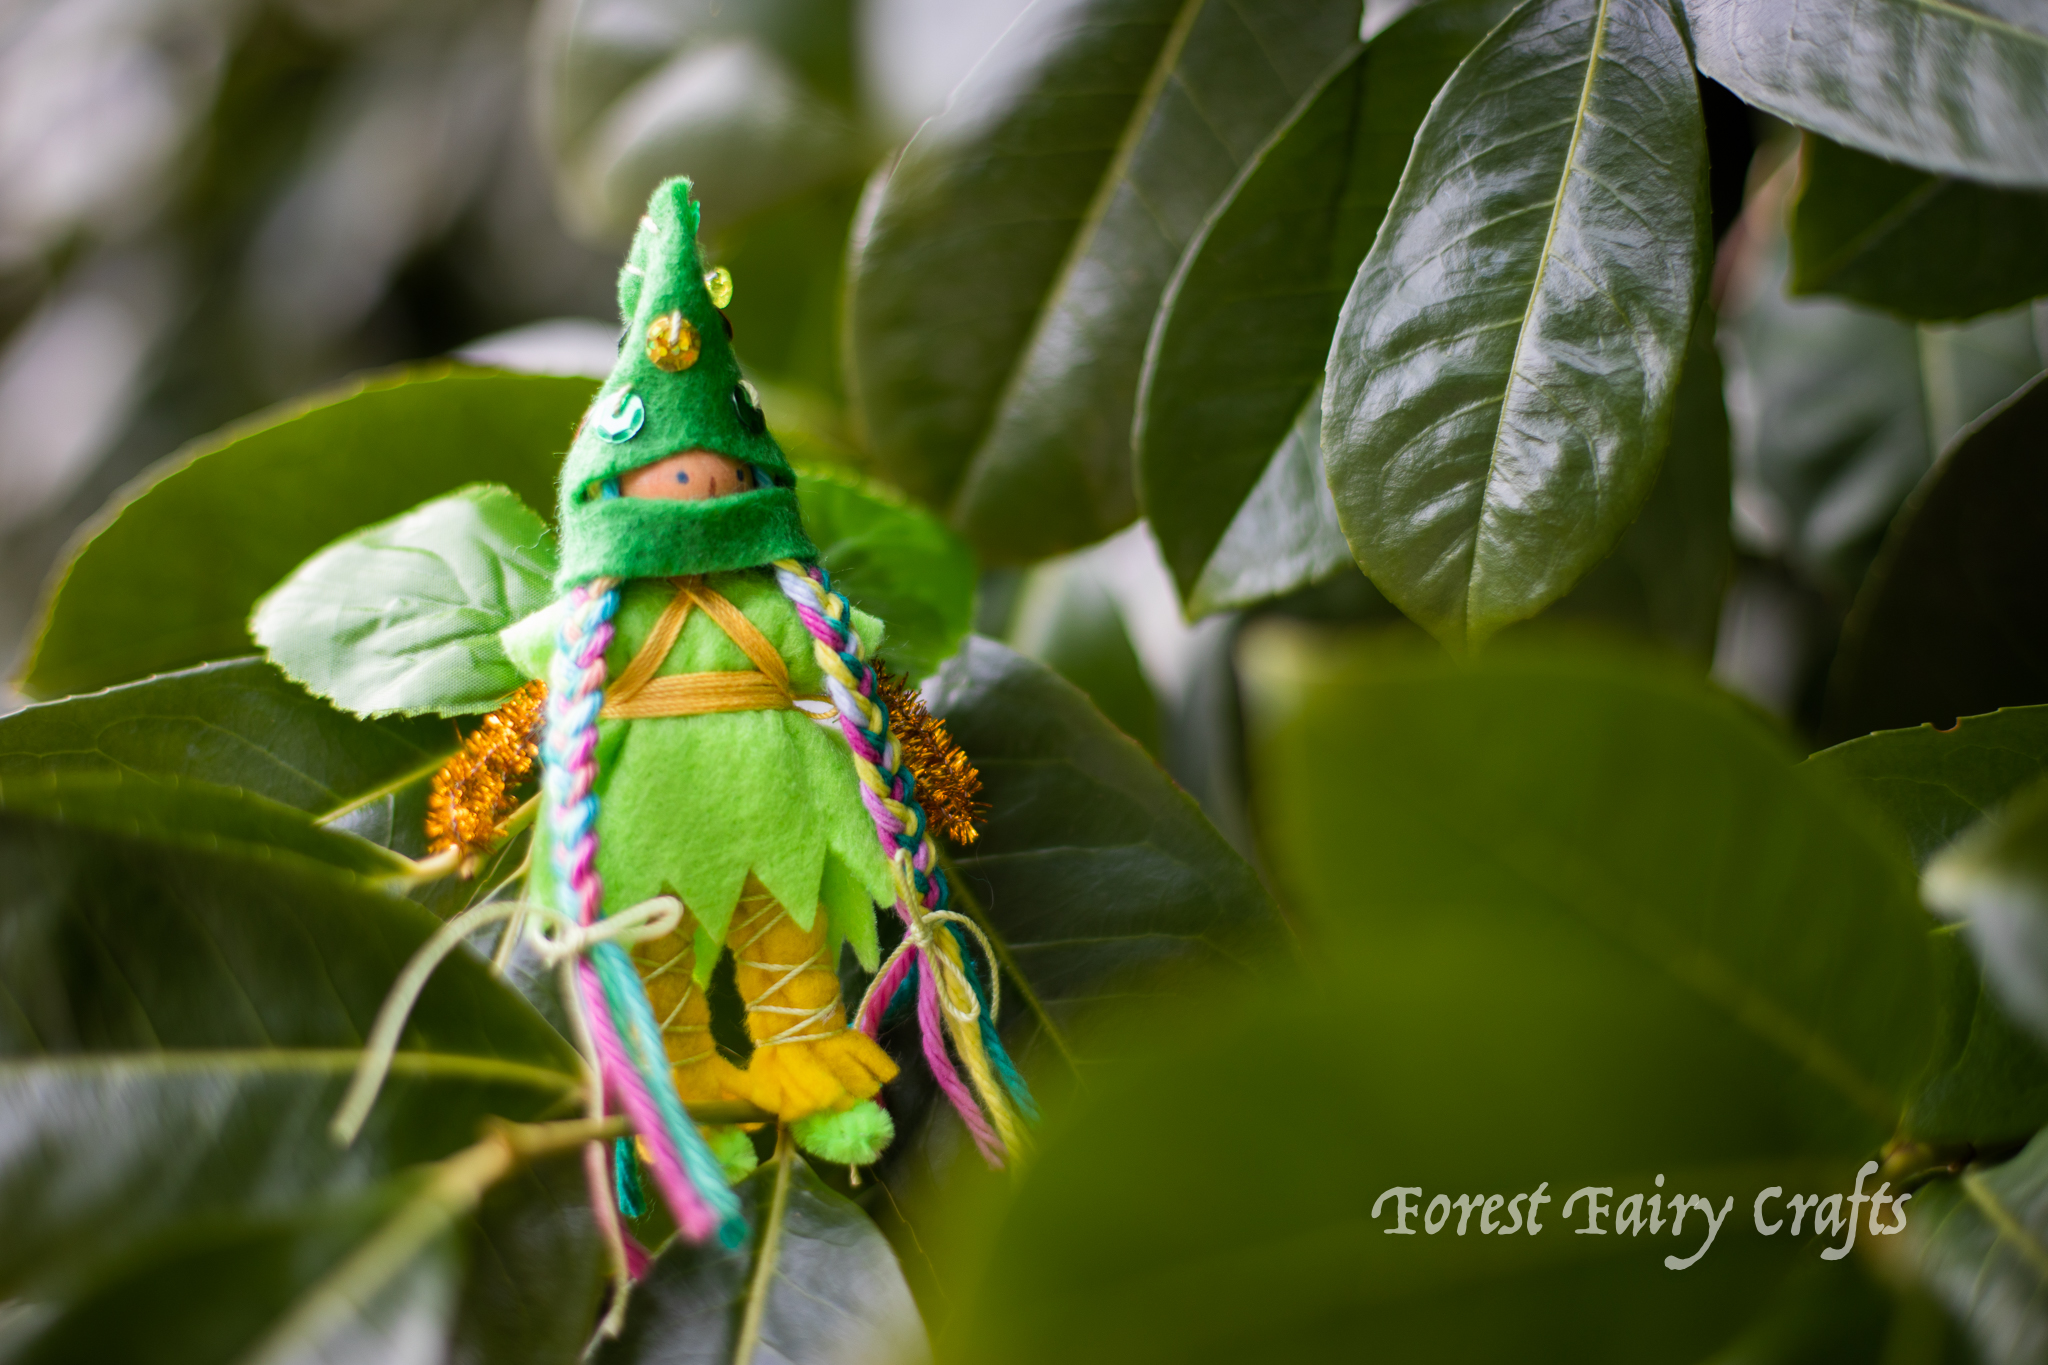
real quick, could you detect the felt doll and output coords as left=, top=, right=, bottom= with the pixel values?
left=274, top=176, right=1033, bottom=1247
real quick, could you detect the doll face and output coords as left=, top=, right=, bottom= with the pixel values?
left=611, top=450, right=758, bottom=502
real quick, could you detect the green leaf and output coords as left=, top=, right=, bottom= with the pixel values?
left=1511, top=307, right=1732, bottom=658
left=1139, top=0, right=1518, bottom=601
left=1009, top=567, right=1163, bottom=756
left=1806, top=703, right=2048, bottom=869
left=846, top=0, right=1361, bottom=563
left=1788, top=133, right=2048, bottom=322
left=0, top=657, right=448, bottom=814
left=798, top=464, right=976, bottom=681
left=1323, top=0, right=1710, bottom=650
left=0, top=772, right=406, bottom=878
left=1900, top=1127, right=2048, bottom=1365
left=599, top=1145, right=925, bottom=1365
left=1685, top=0, right=2048, bottom=189
left=1240, top=634, right=1936, bottom=1133
left=24, top=365, right=596, bottom=701
left=1721, top=181, right=2044, bottom=597
left=932, top=636, right=1942, bottom=1365
left=925, top=638, right=1282, bottom=1071
left=3, top=1145, right=601, bottom=1365
left=1925, top=775, right=2048, bottom=1053
left=1806, top=706, right=2048, bottom=1147
left=251, top=484, right=559, bottom=719
left=1183, top=384, right=1353, bottom=617
left=0, top=804, right=581, bottom=1307
left=1822, top=374, right=2048, bottom=743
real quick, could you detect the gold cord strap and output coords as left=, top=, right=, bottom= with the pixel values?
left=600, top=578, right=832, bottom=721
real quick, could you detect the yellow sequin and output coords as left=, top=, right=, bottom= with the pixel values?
left=646, top=311, right=700, bottom=371
left=703, top=266, right=733, bottom=309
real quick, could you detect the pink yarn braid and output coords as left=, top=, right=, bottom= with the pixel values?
left=777, top=562, right=1004, bottom=1163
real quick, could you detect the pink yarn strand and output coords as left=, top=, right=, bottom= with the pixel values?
left=577, top=959, right=717, bottom=1243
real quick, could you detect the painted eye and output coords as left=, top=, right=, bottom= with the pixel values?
left=675, top=470, right=690, bottom=484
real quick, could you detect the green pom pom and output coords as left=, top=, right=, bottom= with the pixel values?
left=705, top=1124, right=759, bottom=1184
left=791, top=1101, right=896, bottom=1166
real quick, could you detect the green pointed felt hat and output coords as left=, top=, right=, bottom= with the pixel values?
left=555, top=177, right=814, bottom=586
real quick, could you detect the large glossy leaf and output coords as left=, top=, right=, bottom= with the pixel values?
left=1789, top=133, right=2048, bottom=322
left=1925, top=775, right=2048, bottom=1053
left=0, top=657, right=448, bottom=814
left=799, top=464, right=976, bottom=682
left=1138, top=0, right=1517, bottom=601
left=846, top=0, right=1360, bottom=563
left=252, top=484, right=559, bottom=720
left=1822, top=375, right=2048, bottom=743
left=935, top=636, right=1936, bottom=1364
left=1900, top=1127, right=2048, bottom=1365
left=600, top=1145, right=925, bottom=1365
left=1806, top=707, right=2048, bottom=1147
left=1322, top=0, right=1709, bottom=650
left=0, top=805, right=581, bottom=1304
left=0, top=772, right=405, bottom=877
left=1721, top=177, right=2044, bottom=597
left=1512, top=309, right=1732, bottom=658
left=1685, top=0, right=2048, bottom=189
left=23, top=365, right=595, bottom=700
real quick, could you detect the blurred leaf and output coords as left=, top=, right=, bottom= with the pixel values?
left=1899, top=1127, right=2048, bottom=1365
left=25, top=366, right=596, bottom=701
left=1243, top=634, right=1934, bottom=1130
left=1721, top=183, right=2043, bottom=598
left=599, top=1145, right=926, bottom=1365
left=919, top=637, right=1280, bottom=1091
left=0, top=772, right=405, bottom=878
left=1925, top=775, right=2048, bottom=1053
left=1009, top=568, right=1162, bottom=755
left=1516, top=309, right=1732, bottom=658
left=1184, top=384, right=1352, bottom=617
left=0, top=657, right=448, bottom=814
left=252, top=484, right=559, bottom=720
left=1139, top=0, right=1516, bottom=600
left=848, top=0, right=1361, bottom=563
left=1904, top=932, right=2048, bottom=1147
left=1806, top=704, right=2048, bottom=869
left=940, top=636, right=1940, bottom=1364
left=1703, top=1257, right=1973, bottom=1365
left=1822, top=375, right=2048, bottom=742
left=1685, top=0, right=2048, bottom=188
left=6, top=1145, right=600, bottom=1365
left=533, top=0, right=863, bottom=241
left=1806, top=705, right=2048, bottom=1147
left=1323, top=0, right=1709, bottom=650
left=799, top=464, right=976, bottom=682
left=1789, top=133, right=2048, bottom=322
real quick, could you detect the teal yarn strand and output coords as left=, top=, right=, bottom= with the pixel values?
left=591, top=939, right=747, bottom=1247
left=614, top=1137, right=647, bottom=1219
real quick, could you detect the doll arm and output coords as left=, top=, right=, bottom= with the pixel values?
left=499, top=599, right=567, bottom=681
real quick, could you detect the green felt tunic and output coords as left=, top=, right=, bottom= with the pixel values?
left=504, top=569, right=893, bottom=984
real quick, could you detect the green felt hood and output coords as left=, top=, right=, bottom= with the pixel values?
left=557, top=177, right=814, bottom=586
